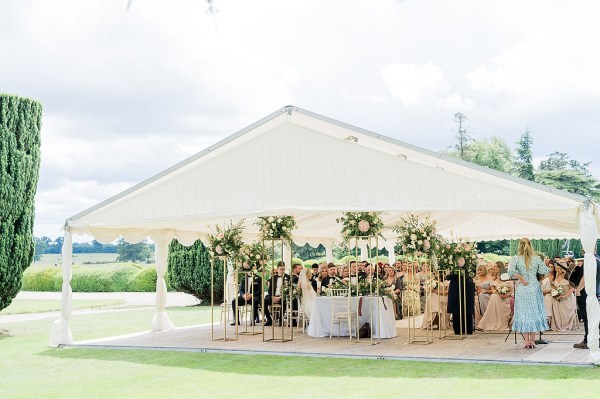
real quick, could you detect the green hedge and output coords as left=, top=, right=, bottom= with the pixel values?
left=22, top=265, right=164, bottom=292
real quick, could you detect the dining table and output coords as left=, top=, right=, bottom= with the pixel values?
left=306, top=295, right=397, bottom=338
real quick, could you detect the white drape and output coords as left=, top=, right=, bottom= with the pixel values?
left=49, top=230, right=73, bottom=347
left=151, top=237, right=175, bottom=331
left=579, top=202, right=600, bottom=364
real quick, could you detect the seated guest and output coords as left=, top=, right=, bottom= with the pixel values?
left=339, top=265, right=351, bottom=285
left=311, top=263, right=319, bottom=283
left=550, top=267, right=577, bottom=331
left=264, top=261, right=289, bottom=326
left=474, top=264, right=493, bottom=325
left=316, top=265, right=329, bottom=294
left=422, top=275, right=449, bottom=329
left=320, top=263, right=341, bottom=288
left=476, top=274, right=512, bottom=331
left=540, top=267, right=556, bottom=325
left=231, top=262, right=263, bottom=325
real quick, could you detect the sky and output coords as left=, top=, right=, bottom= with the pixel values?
left=1, top=0, right=599, bottom=240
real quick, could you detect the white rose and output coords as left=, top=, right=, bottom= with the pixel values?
left=268, top=216, right=275, bottom=223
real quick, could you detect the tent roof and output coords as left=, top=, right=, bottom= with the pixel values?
left=66, top=105, right=591, bottom=246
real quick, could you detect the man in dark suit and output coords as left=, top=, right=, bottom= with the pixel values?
left=264, top=261, right=290, bottom=326
left=231, top=262, right=263, bottom=326
left=446, top=257, right=475, bottom=335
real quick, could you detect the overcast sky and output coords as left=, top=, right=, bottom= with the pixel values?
left=2, top=0, right=599, bottom=240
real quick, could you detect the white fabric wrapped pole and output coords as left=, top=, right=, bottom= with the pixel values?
left=579, top=202, right=600, bottom=364
left=152, top=237, right=175, bottom=331
left=49, top=229, right=73, bottom=347
left=325, top=242, right=333, bottom=263
left=282, top=241, right=290, bottom=271
left=360, top=240, right=369, bottom=261
left=385, top=241, right=396, bottom=264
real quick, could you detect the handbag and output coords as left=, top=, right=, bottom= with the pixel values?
left=358, top=323, right=371, bottom=338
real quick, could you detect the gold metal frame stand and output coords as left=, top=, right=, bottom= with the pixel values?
left=441, top=268, right=468, bottom=340
left=262, top=238, right=293, bottom=342
left=437, top=269, right=449, bottom=340
left=211, top=256, right=238, bottom=342
left=408, top=255, right=433, bottom=344
left=236, top=269, right=262, bottom=336
left=349, top=236, right=380, bottom=345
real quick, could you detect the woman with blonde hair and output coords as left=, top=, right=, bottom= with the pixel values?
left=474, top=264, right=493, bottom=325
left=508, top=238, right=550, bottom=348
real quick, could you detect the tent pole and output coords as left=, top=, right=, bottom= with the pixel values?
left=152, top=237, right=175, bottom=331
left=579, top=201, right=600, bottom=365
left=325, top=242, right=333, bottom=263
left=49, top=228, right=73, bottom=347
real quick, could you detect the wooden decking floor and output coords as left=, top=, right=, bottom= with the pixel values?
left=68, top=319, right=593, bottom=366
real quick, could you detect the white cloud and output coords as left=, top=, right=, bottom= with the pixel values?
left=438, top=94, right=475, bottom=111
left=381, top=62, right=447, bottom=106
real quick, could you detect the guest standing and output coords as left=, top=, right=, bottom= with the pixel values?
left=508, top=238, right=550, bottom=348
left=446, top=257, right=475, bottom=335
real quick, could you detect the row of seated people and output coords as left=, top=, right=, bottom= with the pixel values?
left=230, top=261, right=303, bottom=327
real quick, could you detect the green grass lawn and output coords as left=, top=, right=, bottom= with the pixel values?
left=1, top=305, right=599, bottom=398
left=0, top=299, right=126, bottom=315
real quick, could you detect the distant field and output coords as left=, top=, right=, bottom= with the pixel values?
left=32, top=253, right=121, bottom=268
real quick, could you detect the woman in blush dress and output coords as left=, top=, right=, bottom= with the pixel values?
left=421, top=274, right=449, bottom=329
left=540, top=267, right=555, bottom=326
left=474, top=264, right=493, bottom=326
left=550, top=267, right=577, bottom=331
left=476, top=274, right=512, bottom=331
left=508, top=238, right=550, bottom=349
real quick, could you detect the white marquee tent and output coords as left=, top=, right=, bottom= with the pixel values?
left=50, top=106, right=600, bottom=363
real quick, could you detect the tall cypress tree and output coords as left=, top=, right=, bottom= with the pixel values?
left=514, top=129, right=535, bottom=181
left=167, top=239, right=223, bottom=302
left=0, top=93, right=42, bottom=311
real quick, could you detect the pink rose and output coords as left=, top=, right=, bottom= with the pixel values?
left=215, top=245, right=223, bottom=255
left=217, top=233, right=224, bottom=239
left=358, top=220, right=370, bottom=232
left=423, top=240, right=431, bottom=250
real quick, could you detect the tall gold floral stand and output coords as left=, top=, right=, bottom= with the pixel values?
left=262, top=238, right=293, bottom=342
left=211, top=255, right=238, bottom=341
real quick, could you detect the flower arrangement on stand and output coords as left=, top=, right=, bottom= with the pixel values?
left=392, top=214, right=440, bottom=259
left=240, top=242, right=268, bottom=272
left=336, top=212, right=385, bottom=243
left=256, top=215, right=297, bottom=243
left=207, top=220, right=245, bottom=260
left=436, top=236, right=479, bottom=276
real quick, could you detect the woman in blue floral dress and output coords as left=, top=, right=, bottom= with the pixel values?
left=508, top=238, right=550, bottom=348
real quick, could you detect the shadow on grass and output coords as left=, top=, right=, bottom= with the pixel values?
left=38, top=347, right=600, bottom=380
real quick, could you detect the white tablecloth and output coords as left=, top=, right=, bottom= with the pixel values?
left=307, top=296, right=397, bottom=338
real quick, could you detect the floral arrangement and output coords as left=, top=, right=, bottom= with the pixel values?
left=550, top=284, right=564, bottom=298
left=256, top=215, right=297, bottom=243
left=436, top=236, right=479, bottom=276
left=392, top=214, right=439, bottom=258
left=283, top=282, right=301, bottom=300
left=423, top=279, right=438, bottom=292
left=336, top=212, right=385, bottom=242
left=496, top=285, right=510, bottom=295
left=240, top=242, right=267, bottom=272
left=320, top=279, right=347, bottom=296
left=207, top=220, right=245, bottom=259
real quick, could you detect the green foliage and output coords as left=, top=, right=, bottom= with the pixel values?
left=466, top=137, right=514, bottom=173
left=292, top=242, right=325, bottom=260
left=116, top=238, right=152, bottom=262
left=128, top=266, right=161, bottom=291
left=513, top=129, right=535, bottom=181
left=168, top=239, right=220, bottom=303
left=0, top=93, right=42, bottom=311
left=509, top=238, right=589, bottom=258
left=21, top=265, right=161, bottom=292
left=21, top=267, right=62, bottom=291
left=535, top=169, right=600, bottom=201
